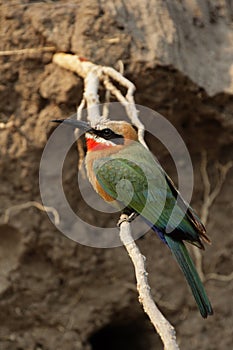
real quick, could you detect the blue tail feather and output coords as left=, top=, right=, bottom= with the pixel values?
left=149, top=224, right=213, bottom=318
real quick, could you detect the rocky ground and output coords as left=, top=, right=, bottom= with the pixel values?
left=0, top=1, right=232, bottom=349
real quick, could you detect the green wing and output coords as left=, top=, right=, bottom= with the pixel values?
left=94, top=158, right=183, bottom=229
left=93, top=155, right=200, bottom=240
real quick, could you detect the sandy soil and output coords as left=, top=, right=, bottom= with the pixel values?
left=0, top=1, right=232, bottom=349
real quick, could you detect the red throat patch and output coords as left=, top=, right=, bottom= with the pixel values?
left=86, top=137, right=113, bottom=151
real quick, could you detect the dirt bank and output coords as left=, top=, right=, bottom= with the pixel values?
left=0, top=1, right=232, bottom=349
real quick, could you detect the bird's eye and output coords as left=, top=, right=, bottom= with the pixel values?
left=102, top=128, right=113, bottom=138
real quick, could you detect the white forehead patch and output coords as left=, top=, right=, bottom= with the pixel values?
left=85, top=132, right=117, bottom=146
left=94, top=118, right=126, bottom=131
left=93, top=117, right=110, bottom=130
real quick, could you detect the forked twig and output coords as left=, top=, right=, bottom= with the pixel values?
left=192, top=150, right=233, bottom=282
left=53, top=53, right=147, bottom=147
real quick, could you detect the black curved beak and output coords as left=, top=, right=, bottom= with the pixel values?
left=52, top=118, right=91, bottom=132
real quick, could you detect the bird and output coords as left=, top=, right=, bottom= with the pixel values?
left=52, top=117, right=213, bottom=318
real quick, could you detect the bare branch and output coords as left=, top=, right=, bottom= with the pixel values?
left=52, top=52, right=180, bottom=349
left=119, top=214, right=180, bottom=350
left=3, top=201, right=60, bottom=225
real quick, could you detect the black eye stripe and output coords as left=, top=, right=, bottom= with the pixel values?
left=95, top=128, right=124, bottom=141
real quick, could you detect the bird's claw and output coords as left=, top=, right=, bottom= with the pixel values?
left=117, top=212, right=138, bottom=227
left=128, top=212, right=138, bottom=222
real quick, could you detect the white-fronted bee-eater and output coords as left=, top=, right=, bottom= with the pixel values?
left=53, top=118, right=213, bottom=318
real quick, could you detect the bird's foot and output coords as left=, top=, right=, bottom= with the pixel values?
left=117, top=212, right=138, bottom=227
left=128, top=212, right=138, bottom=222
